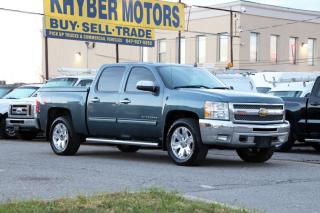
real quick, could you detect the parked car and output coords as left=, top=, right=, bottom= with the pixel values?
left=37, top=63, right=289, bottom=166
left=0, top=84, right=42, bottom=138
left=6, top=76, right=94, bottom=140
left=0, top=85, right=16, bottom=98
left=276, top=76, right=320, bottom=152
left=268, top=81, right=315, bottom=98
left=215, top=73, right=257, bottom=93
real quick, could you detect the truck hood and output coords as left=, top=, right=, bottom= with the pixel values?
left=178, top=88, right=284, bottom=104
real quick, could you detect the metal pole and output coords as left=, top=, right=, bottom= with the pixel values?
left=44, top=36, right=49, bottom=81
left=230, top=11, right=234, bottom=65
left=178, top=0, right=182, bottom=64
left=116, top=44, right=119, bottom=63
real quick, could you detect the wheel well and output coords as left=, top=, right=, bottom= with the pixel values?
left=162, top=110, right=199, bottom=150
left=46, top=108, right=71, bottom=139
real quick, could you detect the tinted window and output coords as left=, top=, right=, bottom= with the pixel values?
left=44, top=78, right=77, bottom=88
left=126, top=67, right=156, bottom=92
left=257, top=87, right=271, bottom=93
left=3, top=87, right=38, bottom=99
left=316, top=85, right=320, bottom=97
left=98, top=67, right=125, bottom=92
left=77, top=79, right=93, bottom=87
left=157, top=66, right=225, bottom=89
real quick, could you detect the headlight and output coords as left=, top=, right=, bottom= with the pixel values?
left=204, top=102, right=229, bottom=120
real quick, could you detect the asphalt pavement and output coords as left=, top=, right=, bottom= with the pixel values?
left=0, top=139, right=320, bottom=213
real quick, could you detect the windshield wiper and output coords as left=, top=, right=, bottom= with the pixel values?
left=174, top=85, right=211, bottom=89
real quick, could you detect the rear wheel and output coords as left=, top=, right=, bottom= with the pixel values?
left=117, top=145, right=140, bottom=153
left=237, top=147, right=275, bottom=163
left=18, top=131, right=38, bottom=141
left=312, top=144, right=320, bottom=152
left=167, top=118, right=208, bottom=166
left=49, top=116, right=80, bottom=156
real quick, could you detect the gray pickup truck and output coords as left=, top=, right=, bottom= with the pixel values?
left=38, top=63, right=290, bottom=166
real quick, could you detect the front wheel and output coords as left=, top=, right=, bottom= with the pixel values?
left=49, top=116, right=80, bottom=156
left=312, top=144, right=320, bottom=152
left=167, top=118, right=208, bottom=166
left=237, top=147, right=275, bottom=163
left=0, top=118, right=16, bottom=139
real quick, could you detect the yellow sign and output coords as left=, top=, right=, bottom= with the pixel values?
left=44, top=0, right=185, bottom=46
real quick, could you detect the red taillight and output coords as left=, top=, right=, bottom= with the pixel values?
left=36, top=98, right=40, bottom=113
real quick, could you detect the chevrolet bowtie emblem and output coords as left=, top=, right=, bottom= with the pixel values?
left=258, top=108, right=269, bottom=117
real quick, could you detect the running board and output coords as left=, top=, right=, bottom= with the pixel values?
left=305, top=139, right=320, bottom=143
left=86, top=138, right=160, bottom=148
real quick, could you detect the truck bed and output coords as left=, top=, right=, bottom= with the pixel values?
left=38, top=87, right=89, bottom=135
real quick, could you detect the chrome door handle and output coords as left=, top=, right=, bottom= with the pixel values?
left=120, top=99, right=131, bottom=104
left=90, top=97, right=100, bottom=103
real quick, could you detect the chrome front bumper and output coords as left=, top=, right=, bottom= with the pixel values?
left=199, top=119, right=290, bottom=148
left=6, top=118, right=40, bottom=130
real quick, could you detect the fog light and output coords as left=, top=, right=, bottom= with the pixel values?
left=217, top=135, right=230, bottom=142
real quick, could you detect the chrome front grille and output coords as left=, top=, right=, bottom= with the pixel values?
left=10, top=105, right=31, bottom=117
left=232, top=104, right=284, bottom=124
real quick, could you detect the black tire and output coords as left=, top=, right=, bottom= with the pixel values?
left=18, top=131, right=38, bottom=141
left=276, top=131, right=295, bottom=152
left=237, top=147, right=275, bottom=163
left=167, top=118, right=208, bottom=166
left=0, top=117, right=16, bottom=139
left=117, top=145, right=140, bottom=153
left=0, top=118, right=6, bottom=139
left=312, top=144, right=320, bottom=152
left=49, top=116, right=80, bottom=156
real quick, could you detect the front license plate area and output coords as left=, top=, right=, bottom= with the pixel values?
left=255, top=137, right=272, bottom=148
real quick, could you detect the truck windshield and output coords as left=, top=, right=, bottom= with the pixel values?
left=3, top=87, right=38, bottom=99
left=157, top=66, right=226, bottom=89
left=44, top=78, right=78, bottom=88
left=0, top=88, right=11, bottom=98
left=268, top=91, right=303, bottom=98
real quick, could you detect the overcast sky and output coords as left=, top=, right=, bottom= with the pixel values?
left=0, top=0, right=320, bottom=83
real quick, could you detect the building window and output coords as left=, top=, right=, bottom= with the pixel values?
left=250, top=32, right=259, bottom=62
left=289, top=37, right=298, bottom=64
left=140, top=47, right=148, bottom=62
left=308, top=39, right=315, bottom=66
left=176, top=37, right=186, bottom=64
left=218, top=33, right=229, bottom=62
left=196, top=35, right=206, bottom=64
left=270, top=35, right=279, bottom=63
left=158, top=40, right=166, bottom=63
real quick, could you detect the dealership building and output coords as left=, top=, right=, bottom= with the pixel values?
left=43, top=0, right=320, bottom=78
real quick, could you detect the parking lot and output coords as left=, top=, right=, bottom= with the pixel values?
left=0, top=139, right=319, bottom=213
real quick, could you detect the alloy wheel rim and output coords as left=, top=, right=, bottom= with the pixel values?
left=52, top=123, right=69, bottom=152
left=171, top=127, right=194, bottom=161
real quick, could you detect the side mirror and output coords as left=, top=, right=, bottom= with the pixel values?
left=136, top=81, right=159, bottom=93
left=230, top=86, right=234, bottom=90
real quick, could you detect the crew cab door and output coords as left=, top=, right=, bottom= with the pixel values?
left=117, top=66, right=163, bottom=141
left=307, top=77, right=320, bottom=138
left=87, top=66, right=126, bottom=137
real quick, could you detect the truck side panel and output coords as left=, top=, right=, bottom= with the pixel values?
left=38, top=88, right=89, bottom=136
left=283, top=97, right=308, bottom=139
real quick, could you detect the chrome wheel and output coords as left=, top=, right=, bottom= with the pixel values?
left=171, top=127, right=195, bottom=161
left=52, top=123, right=69, bottom=152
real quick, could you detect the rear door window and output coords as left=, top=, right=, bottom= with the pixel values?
left=98, top=67, right=126, bottom=92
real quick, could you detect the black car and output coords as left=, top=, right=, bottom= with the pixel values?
left=277, top=76, right=320, bottom=152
